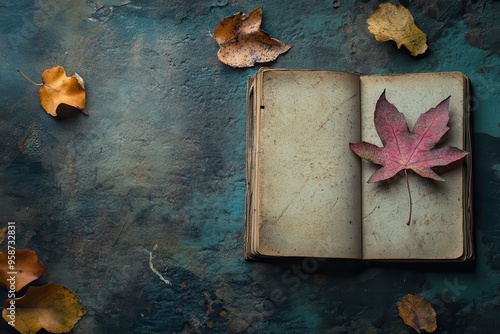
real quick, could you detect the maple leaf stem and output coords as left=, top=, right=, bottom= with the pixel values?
left=405, top=169, right=413, bottom=226
left=17, top=69, right=42, bottom=86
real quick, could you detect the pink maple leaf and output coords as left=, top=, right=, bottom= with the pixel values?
left=349, top=91, right=468, bottom=225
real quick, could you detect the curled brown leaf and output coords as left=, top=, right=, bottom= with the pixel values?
left=397, top=294, right=437, bottom=333
left=213, top=7, right=292, bottom=68
left=0, top=227, right=6, bottom=244
left=18, top=66, right=87, bottom=117
left=2, top=284, right=87, bottom=334
left=0, top=249, right=47, bottom=291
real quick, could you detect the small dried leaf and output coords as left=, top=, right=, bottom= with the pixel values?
left=397, top=294, right=437, bottom=333
left=38, top=66, right=87, bottom=117
left=2, top=284, right=87, bottom=334
left=0, top=249, right=47, bottom=291
left=367, top=3, right=428, bottom=56
left=214, top=6, right=292, bottom=68
left=0, top=227, right=7, bottom=244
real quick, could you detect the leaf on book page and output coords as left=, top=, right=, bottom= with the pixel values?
left=397, top=294, right=437, bottom=333
left=0, top=249, right=47, bottom=291
left=350, top=91, right=467, bottom=183
left=349, top=91, right=467, bottom=224
left=2, top=284, right=87, bottom=334
left=18, top=66, right=87, bottom=117
left=213, top=6, right=292, bottom=68
left=367, top=3, right=428, bottom=56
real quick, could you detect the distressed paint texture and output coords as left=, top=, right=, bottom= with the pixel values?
left=0, top=0, right=499, bottom=333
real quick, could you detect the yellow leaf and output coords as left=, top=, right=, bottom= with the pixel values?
left=213, top=6, right=292, bottom=68
left=2, top=284, right=87, bottom=334
left=397, top=294, right=437, bottom=333
left=39, top=66, right=87, bottom=117
left=0, top=249, right=47, bottom=291
left=18, top=66, right=87, bottom=117
left=367, top=3, right=428, bottom=56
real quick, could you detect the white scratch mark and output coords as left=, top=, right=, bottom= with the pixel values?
left=145, top=248, right=171, bottom=286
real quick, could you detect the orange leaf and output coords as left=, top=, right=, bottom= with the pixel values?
left=18, top=66, right=87, bottom=117
left=367, top=3, right=428, bottom=56
left=0, top=227, right=6, bottom=244
left=397, top=294, right=437, bottom=333
left=0, top=249, right=47, bottom=291
left=213, top=6, right=292, bottom=68
left=2, top=284, right=87, bottom=334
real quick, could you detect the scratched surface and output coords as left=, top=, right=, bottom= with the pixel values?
left=0, top=0, right=499, bottom=333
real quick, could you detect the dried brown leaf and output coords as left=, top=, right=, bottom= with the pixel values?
left=213, top=6, right=292, bottom=68
left=18, top=66, right=87, bottom=117
left=2, top=284, right=87, bottom=334
left=397, top=294, right=437, bottom=333
left=367, top=3, right=428, bottom=56
left=39, top=66, right=87, bottom=116
left=0, top=227, right=7, bottom=244
left=0, top=249, right=47, bottom=291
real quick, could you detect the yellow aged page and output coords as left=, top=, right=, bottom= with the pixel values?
left=359, top=73, right=467, bottom=260
left=255, top=69, right=362, bottom=258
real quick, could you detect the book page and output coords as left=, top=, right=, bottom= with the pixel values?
left=360, top=73, right=467, bottom=260
left=255, top=69, right=362, bottom=258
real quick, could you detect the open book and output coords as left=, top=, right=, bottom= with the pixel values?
left=244, top=68, right=473, bottom=261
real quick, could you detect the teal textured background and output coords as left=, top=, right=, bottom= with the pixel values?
left=0, top=1, right=499, bottom=333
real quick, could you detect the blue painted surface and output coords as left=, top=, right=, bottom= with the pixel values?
left=0, top=1, right=499, bottom=333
